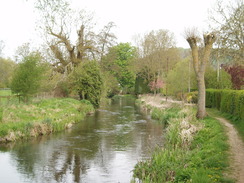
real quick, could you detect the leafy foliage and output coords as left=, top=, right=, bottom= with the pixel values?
left=11, top=53, right=45, bottom=101
left=70, top=61, right=103, bottom=107
left=205, top=67, right=232, bottom=89
left=0, top=58, right=16, bottom=88
left=134, top=76, right=150, bottom=95
left=102, top=43, right=137, bottom=93
left=167, top=58, right=197, bottom=96
left=209, top=0, right=243, bottom=64
left=148, top=78, right=164, bottom=94
left=222, top=64, right=244, bottom=89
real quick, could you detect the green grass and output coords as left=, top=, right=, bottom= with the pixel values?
left=133, top=106, right=234, bottom=183
left=151, top=107, right=182, bottom=125
left=0, top=89, right=12, bottom=96
left=0, top=98, right=94, bottom=142
left=0, top=89, right=20, bottom=105
left=207, top=108, right=244, bottom=142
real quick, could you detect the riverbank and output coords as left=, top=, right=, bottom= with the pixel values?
left=0, top=98, right=94, bottom=143
left=133, top=94, right=234, bottom=183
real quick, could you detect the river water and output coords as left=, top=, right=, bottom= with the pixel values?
left=0, top=96, right=164, bottom=183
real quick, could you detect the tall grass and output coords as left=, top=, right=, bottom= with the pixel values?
left=151, top=107, right=182, bottom=125
left=0, top=98, right=94, bottom=142
left=133, top=105, right=234, bottom=183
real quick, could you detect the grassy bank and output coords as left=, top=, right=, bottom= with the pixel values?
left=133, top=103, right=233, bottom=182
left=0, top=98, right=94, bottom=142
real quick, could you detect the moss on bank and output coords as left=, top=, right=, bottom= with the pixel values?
left=0, top=98, right=94, bottom=142
left=133, top=102, right=233, bottom=183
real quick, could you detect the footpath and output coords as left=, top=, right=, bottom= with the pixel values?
left=212, top=116, right=244, bottom=183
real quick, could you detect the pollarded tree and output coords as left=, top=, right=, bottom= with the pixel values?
left=11, top=53, right=45, bottom=102
left=185, top=29, right=216, bottom=119
left=35, top=0, right=116, bottom=74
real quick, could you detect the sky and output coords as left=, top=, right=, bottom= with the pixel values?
left=0, top=0, right=225, bottom=59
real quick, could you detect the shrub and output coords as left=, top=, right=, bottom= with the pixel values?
left=11, top=53, right=45, bottom=102
left=69, top=61, right=103, bottom=107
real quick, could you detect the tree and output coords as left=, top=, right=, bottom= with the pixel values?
left=148, top=78, right=164, bottom=95
left=222, top=64, right=244, bottom=89
left=97, top=22, right=117, bottom=61
left=0, top=40, right=4, bottom=57
left=35, top=0, right=116, bottom=74
left=134, top=29, right=178, bottom=83
left=185, top=29, right=216, bottom=119
left=205, top=66, right=232, bottom=89
left=69, top=61, right=103, bottom=107
left=0, top=58, right=16, bottom=88
left=11, top=53, right=45, bottom=102
left=14, top=43, right=32, bottom=63
left=209, top=0, right=244, bottom=64
left=167, top=58, right=197, bottom=98
left=102, top=43, right=137, bottom=93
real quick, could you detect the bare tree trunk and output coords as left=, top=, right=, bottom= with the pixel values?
left=196, top=73, right=206, bottom=118
left=188, top=58, right=191, bottom=93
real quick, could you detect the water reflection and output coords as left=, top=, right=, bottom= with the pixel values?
left=0, top=96, right=164, bottom=183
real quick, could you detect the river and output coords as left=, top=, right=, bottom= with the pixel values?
left=0, top=96, right=165, bottom=183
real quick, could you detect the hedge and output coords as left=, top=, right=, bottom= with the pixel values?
left=206, top=89, right=244, bottom=121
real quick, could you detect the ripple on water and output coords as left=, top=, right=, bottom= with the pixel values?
left=133, top=119, right=147, bottom=124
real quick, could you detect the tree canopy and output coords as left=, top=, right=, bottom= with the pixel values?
left=11, top=53, right=45, bottom=101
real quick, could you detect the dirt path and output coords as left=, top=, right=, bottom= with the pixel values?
left=214, top=117, right=244, bottom=183
left=139, top=94, right=193, bottom=109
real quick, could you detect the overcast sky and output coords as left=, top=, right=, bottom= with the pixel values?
left=0, top=0, right=227, bottom=59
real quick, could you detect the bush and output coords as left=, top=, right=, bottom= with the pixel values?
left=11, top=53, right=45, bottom=102
left=69, top=61, right=103, bottom=107
left=206, top=89, right=244, bottom=121
left=205, top=67, right=232, bottom=89
left=135, top=76, right=150, bottom=95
